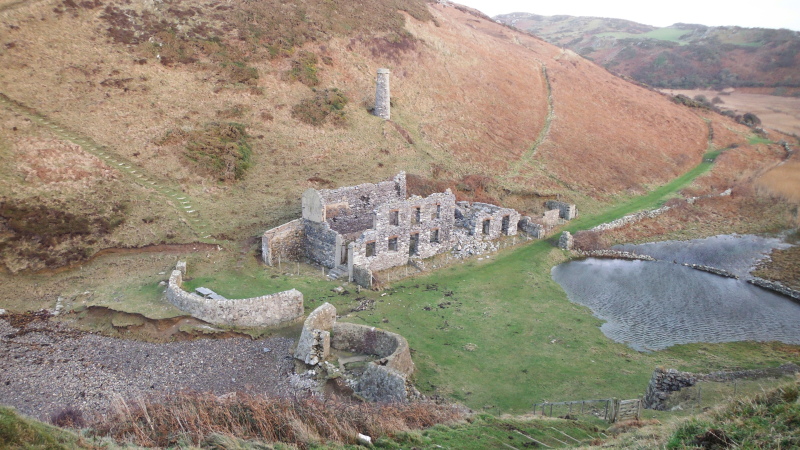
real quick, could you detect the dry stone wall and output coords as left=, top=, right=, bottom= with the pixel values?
left=166, top=264, right=303, bottom=327
left=643, top=368, right=698, bottom=410
left=558, top=231, right=574, bottom=250
left=546, top=201, right=578, bottom=220
left=303, top=221, right=339, bottom=268
left=294, top=304, right=416, bottom=403
left=332, top=322, right=415, bottom=403
left=262, top=219, right=305, bottom=266
left=294, top=302, right=336, bottom=365
left=518, top=216, right=545, bottom=238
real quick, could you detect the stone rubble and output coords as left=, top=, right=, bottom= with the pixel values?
left=450, top=228, right=499, bottom=259
left=0, top=315, right=298, bottom=422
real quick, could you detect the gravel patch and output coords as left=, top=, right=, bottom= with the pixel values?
left=0, top=314, right=299, bottom=421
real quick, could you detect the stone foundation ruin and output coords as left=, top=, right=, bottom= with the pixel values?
left=294, top=303, right=416, bottom=402
left=166, top=262, right=304, bottom=327
left=262, top=172, right=560, bottom=288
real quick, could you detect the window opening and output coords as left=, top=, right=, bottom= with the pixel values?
left=366, top=241, right=376, bottom=257
left=482, top=219, right=491, bottom=235
left=388, top=236, right=398, bottom=251
left=431, top=229, right=440, bottom=244
left=409, top=233, right=419, bottom=255
left=389, top=210, right=399, bottom=226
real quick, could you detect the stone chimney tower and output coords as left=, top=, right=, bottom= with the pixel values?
left=374, top=68, right=390, bottom=120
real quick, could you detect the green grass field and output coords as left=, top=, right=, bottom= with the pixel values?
left=598, top=27, right=691, bottom=44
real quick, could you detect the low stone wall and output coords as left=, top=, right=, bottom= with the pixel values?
left=558, top=231, right=573, bottom=250
left=577, top=250, right=656, bottom=261
left=518, top=216, right=545, bottom=239
left=166, top=267, right=304, bottom=327
left=591, top=206, right=672, bottom=232
left=351, top=265, right=373, bottom=289
left=682, top=263, right=738, bottom=279
left=748, top=277, right=800, bottom=301
left=545, top=201, right=577, bottom=220
left=644, top=364, right=800, bottom=410
left=332, top=322, right=415, bottom=403
left=703, top=364, right=800, bottom=382
left=643, top=368, right=698, bottom=410
left=262, top=219, right=305, bottom=266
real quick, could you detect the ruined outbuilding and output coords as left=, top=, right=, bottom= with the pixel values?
left=262, top=172, right=530, bottom=288
left=294, top=303, right=416, bottom=403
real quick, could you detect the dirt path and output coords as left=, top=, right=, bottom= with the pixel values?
left=0, top=313, right=300, bottom=421
left=507, top=62, right=554, bottom=178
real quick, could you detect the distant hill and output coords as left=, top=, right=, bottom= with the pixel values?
left=495, top=13, right=800, bottom=91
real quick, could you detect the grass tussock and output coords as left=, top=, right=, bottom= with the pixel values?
left=160, top=122, right=252, bottom=181
left=92, top=392, right=466, bottom=448
left=666, top=380, right=800, bottom=449
left=291, top=88, right=349, bottom=127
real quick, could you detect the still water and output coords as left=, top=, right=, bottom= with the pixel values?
left=551, top=235, right=799, bottom=351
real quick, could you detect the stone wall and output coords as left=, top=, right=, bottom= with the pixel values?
left=350, top=191, right=456, bottom=274
left=558, top=231, right=573, bottom=250
left=304, top=221, right=339, bottom=268
left=166, top=265, right=303, bottom=327
left=590, top=205, right=672, bottom=232
left=644, top=364, right=800, bottom=410
left=518, top=216, right=545, bottom=238
left=455, top=202, right=520, bottom=240
left=643, top=368, right=698, bottom=410
left=545, top=201, right=578, bottom=220
left=294, top=302, right=336, bottom=365
left=262, top=219, right=305, bottom=266
left=541, top=209, right=561, bottom=228
left=748, top=277, right=800, bottom=301
left=351, top=264, right=373, bottom=289
left=332, top=322, right=415, bottom=403
left=294, top=304, right=416, bottom=403
left=305, top=172, right=406, bottom=235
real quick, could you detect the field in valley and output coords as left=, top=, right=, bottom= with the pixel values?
left=662, top=89, right=800, bottom=136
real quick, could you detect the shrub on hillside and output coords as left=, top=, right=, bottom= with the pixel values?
left=573, top=230, right=608, bottom=251
left=291, top=88, right=348, bottom=127
left=50, top=407, right=85, bottom=429
left=284, top=51, right=320, bottom=87
left=182, top=123, right=252, bottom=181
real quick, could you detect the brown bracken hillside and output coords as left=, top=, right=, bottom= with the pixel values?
left=0, top=0, right=767, bottom=271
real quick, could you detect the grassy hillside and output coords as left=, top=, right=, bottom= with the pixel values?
left=496, top=13, right=800, bottom=91
left=0, top=0, right=729, bottom=273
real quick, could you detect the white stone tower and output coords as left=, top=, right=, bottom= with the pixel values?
left=374, top=68, right=390, bottom=120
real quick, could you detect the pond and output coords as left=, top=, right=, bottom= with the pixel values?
left=551, top=235, right=800, bottom=351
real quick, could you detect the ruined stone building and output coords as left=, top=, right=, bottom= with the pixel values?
left=262, top=172, right=522, bottom=288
